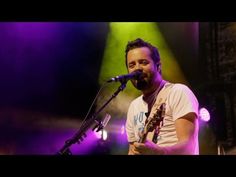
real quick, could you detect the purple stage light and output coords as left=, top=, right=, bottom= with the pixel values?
left=199, top=107, right=210, bottom=122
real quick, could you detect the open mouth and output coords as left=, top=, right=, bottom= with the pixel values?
left=139, top=72, right=147, bottom=80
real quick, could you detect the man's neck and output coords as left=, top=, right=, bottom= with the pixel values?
left=143, top=79, right=163, bottom=98
left=142, top=79, right=165, bottom=113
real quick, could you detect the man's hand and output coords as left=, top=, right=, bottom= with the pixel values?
left=131, top=141, right=165, bottom=155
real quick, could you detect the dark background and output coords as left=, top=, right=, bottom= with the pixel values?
left=0, top=22, right=235, bottom=154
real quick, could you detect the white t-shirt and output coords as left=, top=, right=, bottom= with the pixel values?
left=126, top=82, right=199, bottom=154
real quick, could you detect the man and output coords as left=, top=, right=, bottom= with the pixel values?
left=125, top=38, right=199, bottom=155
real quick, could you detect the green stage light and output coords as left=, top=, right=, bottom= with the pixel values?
left=98, top=22, right=187, bottom=117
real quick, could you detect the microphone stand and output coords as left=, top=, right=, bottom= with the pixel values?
left=57, top=81, right=127, bottom=155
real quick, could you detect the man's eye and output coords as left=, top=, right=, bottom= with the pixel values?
left=129, top=64, right=135, bottom=68
left=141, top=61, right=148, bottom=65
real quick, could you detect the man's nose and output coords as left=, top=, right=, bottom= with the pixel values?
left=135, top=64, right=142, bottom=71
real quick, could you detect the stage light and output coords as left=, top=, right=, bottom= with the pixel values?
left=94, top=130, right=102, bottom=139
left=102, top=130, right=108, bottom=141
left=199, top=107, right=210, bottom=122
left=97, top=22, right=187, bottom=117
left=94, top=129, right=108, bottom=141
left=121, top=125, right=125, bottom=135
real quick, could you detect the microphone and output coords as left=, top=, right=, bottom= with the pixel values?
left=107, top=70, right=142, bottom=83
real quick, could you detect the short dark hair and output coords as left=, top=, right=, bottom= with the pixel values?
left=125, top=38, right=160, bottom=67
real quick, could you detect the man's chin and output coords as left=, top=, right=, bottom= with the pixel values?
left=135, top=80, right=148, bottom=90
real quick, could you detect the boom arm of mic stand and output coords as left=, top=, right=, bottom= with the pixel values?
left=57, top=82, right=127, bottom=155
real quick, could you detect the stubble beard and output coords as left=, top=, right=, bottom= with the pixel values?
left=131, top=73, right=154, bottom=91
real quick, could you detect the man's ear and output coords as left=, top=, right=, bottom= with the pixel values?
left=157, top=63, right=162, bottom=74
left=157, top=63, right=161, bottom=71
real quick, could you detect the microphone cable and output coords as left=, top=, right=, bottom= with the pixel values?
left=78, top=81, right=109, bottom=133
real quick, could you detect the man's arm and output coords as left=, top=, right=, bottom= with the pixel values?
left=132, top=112, right=198, bottom=155
left=165, top=112, right=198, bottom=154
left=128, top=142, right=140, bottom=155
left=128, top=143, right=134, bottom=155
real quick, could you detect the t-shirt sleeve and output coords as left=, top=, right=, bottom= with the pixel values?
left=125, top=101, right=137, bottom=143
left=168, top=84, right=199, bottom=121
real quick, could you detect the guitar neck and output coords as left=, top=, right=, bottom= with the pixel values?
left=138, top=102, right=166, bottom=144
left=138, top=133, right=148, bottom=143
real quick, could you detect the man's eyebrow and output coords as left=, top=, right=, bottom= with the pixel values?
left=138, top=59, right=149, bottom=61
left=128, top=60, right=135, bottom=64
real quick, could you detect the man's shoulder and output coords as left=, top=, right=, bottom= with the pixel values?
left=167, top=82, right=198, bottom=102
left=130, top=95, right=143, bottom=105
left=164, top=82, right=196, bottom=98
left=167, top=82, right=191, bottom=92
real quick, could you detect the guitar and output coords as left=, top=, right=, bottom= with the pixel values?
left=138, top=103, right=166, bottom=143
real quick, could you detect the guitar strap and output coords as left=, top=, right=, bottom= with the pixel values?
left=146, top=82, right=174, bottom=143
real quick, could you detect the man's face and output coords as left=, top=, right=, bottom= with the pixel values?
left=127, top=47, right=158, bottom=90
